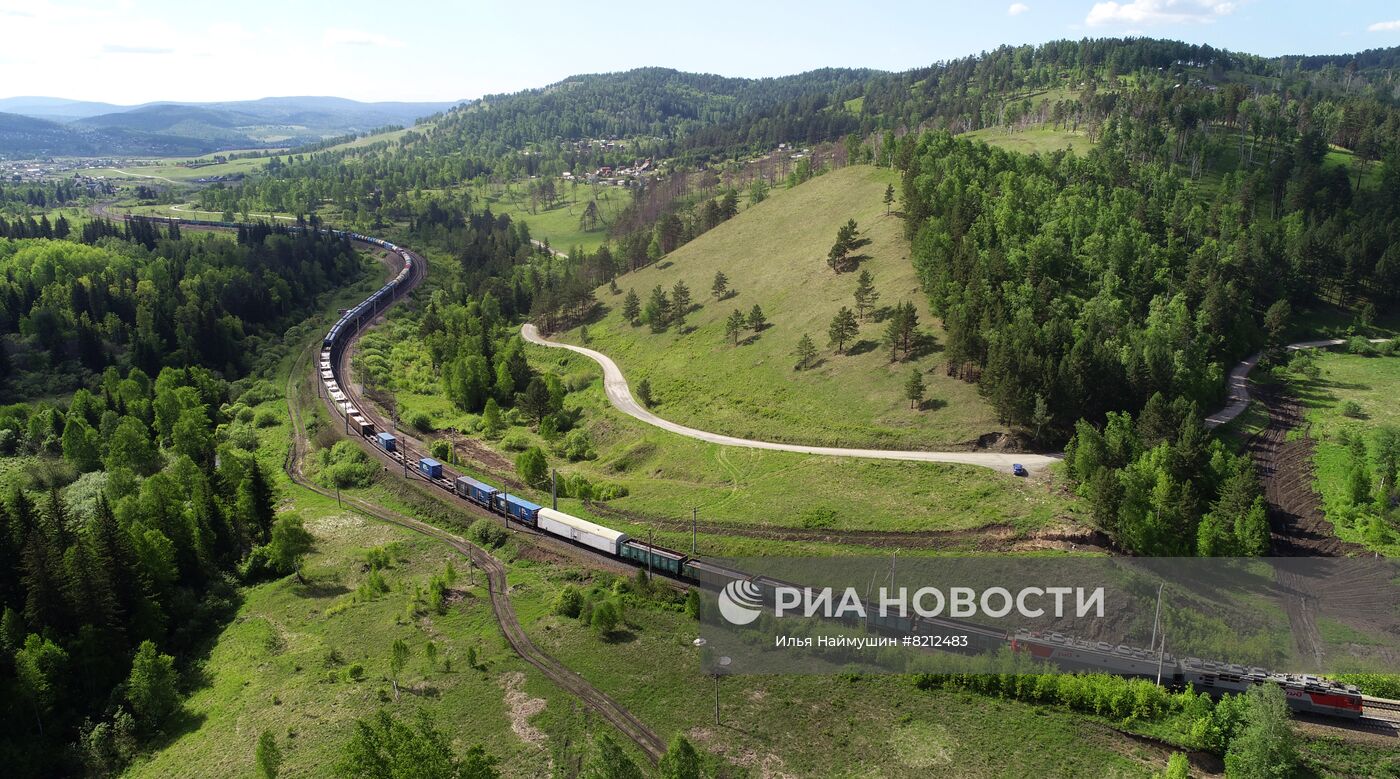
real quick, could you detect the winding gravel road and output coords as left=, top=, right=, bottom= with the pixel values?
left=522, top=324, right=1061, bottom=472
left=1205, top=338, right=1389, bottom=428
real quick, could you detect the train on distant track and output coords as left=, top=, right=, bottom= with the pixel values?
left=130, top=215, right=1370, bottom=722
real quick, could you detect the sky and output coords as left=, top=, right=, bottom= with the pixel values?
left=1, top=0, right=1399, bottom=106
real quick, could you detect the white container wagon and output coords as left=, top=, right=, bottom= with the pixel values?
left=537, top=507, right=629, bottom=555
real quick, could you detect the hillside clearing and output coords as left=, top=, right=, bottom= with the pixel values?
left=555, top=165, right=1005, bottom=450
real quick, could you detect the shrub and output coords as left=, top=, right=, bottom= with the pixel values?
left=561, top=429, right=594, bottom=461
left=564, top=371, right=597, bottom=392
left=1340, top=400, right=1365, bottom=419
left=254, top=409, right=281, bottom=428
left=317, top=440, right=379, bottom=488
left=1346, top=336, right=1376, bottom=356
left=408, top=411, right=434, bottom=432
left=225, top=425, right=259, bottom=451
left=555, top=585, right=583, bottom=618
left=500, top=432, right=530, bottom=452
left=468, top=518, right=507, bottom=549
left=516, top=446, right=549, bottom=487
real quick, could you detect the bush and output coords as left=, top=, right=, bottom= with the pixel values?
left=516, top=446, right=549, bottom=487
left=237, top=380, right=280, bottom=406
left=500, top=432, right=530, bottom=452
left=561, top=429, right=594, bottom=461
left=317, top=440, right=379, bottom=488
left=408, top=411, right=434, bottom=433
left=1340, top=400, right=1365, bottom=419
left=468, top=518, right=507, bottom=549
left=554, top=585, right=583, bottom=618
left=564, top=371, right=597, bottom=392
left=225, top=424, right=259, bottom=451
left=253, top=409, right=281, bottom=428
left=1346, top=336, right=1377, bottom=356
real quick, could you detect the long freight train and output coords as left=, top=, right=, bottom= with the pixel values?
left=133, top=215, right=1368, bottom=721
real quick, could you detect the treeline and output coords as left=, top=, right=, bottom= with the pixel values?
left=915, top=671, right=1298, bottom=774
left=685, top=38, right=1400, bottom=159
left=899, top=125, right=1400, bottom=442
left=0, top=178, right=105, bottom=214
left=0, top=222, right=363, bottom=397
left=0, top=364, right=297, bottom=777
left=1063, top=395, right=1268, bottom=556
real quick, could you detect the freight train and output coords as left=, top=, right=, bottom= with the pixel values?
left=132, top=215, right=1368, bottom=721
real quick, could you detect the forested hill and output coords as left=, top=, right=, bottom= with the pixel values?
left=683, top=38, right=1400, bottom=155
left=422, top=67, right=880, bottom=154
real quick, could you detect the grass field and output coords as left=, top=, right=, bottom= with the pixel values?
left=552, top=165, right=1004, bottom=451
left=962, top=126, right=1095, bottom=156
left=474, top=179, right=627, bottom=255
left=1280, top=350, right=1400, bottom=556
left=358, top=314, right=1081, bottom=549
left=95, top=156, right=271, bottom=183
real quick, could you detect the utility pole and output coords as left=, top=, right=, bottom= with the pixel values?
left=647, top=528, right=654, bottom=582
left=1151, top=583, right=1165, bottom=686
left=692, top=507, right=698, bottom=556
left=336, top=485, right=341, bottom=508
left=1150, top=583, right=1164, bottom=663
left=551, top=469, right=558, bottom=510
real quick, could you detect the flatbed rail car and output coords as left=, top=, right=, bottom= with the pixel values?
left=133, top=214, right=1373, bottom=725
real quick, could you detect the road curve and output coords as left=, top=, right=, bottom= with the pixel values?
left=1205, top=338, right=1390, bottom=428
left=521, top=324, right=1061, bottom=472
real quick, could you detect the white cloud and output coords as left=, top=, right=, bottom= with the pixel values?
left=1085, top=0, right=1237, bottom=27
left=323, top=27, right=404, bottom=48
left=102, top=44, right=174, bottom=55
left=1008, top=3, right=1030, bottom=16
left=1368, top=20, right=1400, bottom=32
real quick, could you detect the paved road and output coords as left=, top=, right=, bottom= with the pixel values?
left=1204, top=338, right=1390, bottom=428
left=522, top=324, right=1061, bottom=472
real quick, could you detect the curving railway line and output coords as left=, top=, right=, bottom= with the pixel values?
left=118, top=216, right=673, bottom=764
left=128, top=214, right=1399, bottom=743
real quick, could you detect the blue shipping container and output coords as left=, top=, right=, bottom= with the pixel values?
left=494, top=493, right=541, bottom=524
left=376, top=432, right=397, bottom=451
left=455, top=476, right=497, bottom=505
left=418, top=457, right=443, bottom=479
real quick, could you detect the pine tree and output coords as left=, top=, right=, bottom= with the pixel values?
left=635, top=378, right=655, bottom=407
left=828, top=307, right=859, bottom=353
left=621, top=289, right=640, bottom=325
left=747, top=304, right=766, bottom=332
left=711, top=270, right=729, bottom=299
left=883, top=184, right=895, bottom=215
left=794, top=333, right=817, bottom=370
left=725, top=310, right=745, bottom=346
left=659, top=734, right=703, bottom=779
left=644, top=286, right=670, bottom=333
left=883, top=302, right=919, bottom=361
left=853, top=270, right=879, bottom=321
left=671, top=281, right=692, bottom=330
left=905, top=369, right=926, bottom=409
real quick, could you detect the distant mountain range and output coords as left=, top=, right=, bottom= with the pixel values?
left=0, top=96, right=463, bottom=158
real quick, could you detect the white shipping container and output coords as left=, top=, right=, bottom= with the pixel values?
left=536, top=507, right=628, bottom=555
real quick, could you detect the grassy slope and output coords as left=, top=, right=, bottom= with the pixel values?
left=555, top=165, right=1002, bottom=450
left=962, top=126, right=1095, bottom=156
left=365, top=316, right=1078, bottom=544
left=479, top=179, right=626, bottom=255
left=1281, top=351, right=1400, bottom=556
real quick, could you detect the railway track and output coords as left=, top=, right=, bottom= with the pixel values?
left=280, top=240, right=667, bottom=764
left=143, top=214, right=1393, bottom=745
